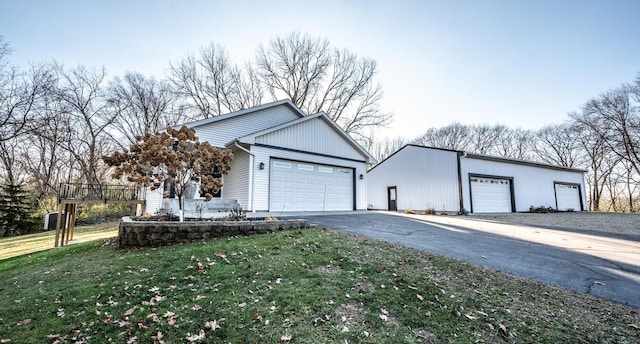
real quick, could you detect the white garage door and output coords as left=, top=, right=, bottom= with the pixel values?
left=555, top=183, right=581, bottom=211
left=269, top=159, right=354, bottom=211
left=470, top=177, right=512, bottom=213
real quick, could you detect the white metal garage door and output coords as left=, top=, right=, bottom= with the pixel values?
left=555, top=183, right=581, bottom=211
left=269, top=159, right=353, bottom=211
left=470, top=177, right=512, bottom=213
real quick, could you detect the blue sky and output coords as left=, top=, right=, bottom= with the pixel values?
left=1, top=0, right=639, bottom=139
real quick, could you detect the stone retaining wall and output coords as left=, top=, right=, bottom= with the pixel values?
left=117, top=218, right=309, bottom=248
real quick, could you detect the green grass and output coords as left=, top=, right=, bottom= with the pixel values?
left=0, top=228, right=638, bottom=343
left=0, top=222, right=119, bottom=260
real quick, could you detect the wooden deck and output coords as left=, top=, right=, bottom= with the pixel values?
left=55, top=183, right=145, bottom=247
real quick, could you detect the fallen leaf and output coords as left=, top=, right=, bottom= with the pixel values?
left=464, top=313, right=476, bottom=320
left=238, top=302, right=247, bottom=308
left=192, top=305, right=202, bottom=311
left=379, top=313, right=389, bottom=321
left=124, top=307, right=135, bottom=317
left=185, top=329, right=206, bottom=342
left=204, top=320, right=220, bottom=331
left=499, top=324, right=508, bottom=336
left=1, top=339, right=11, bottom=343
left=17, top=318, right=31, bottom=326
left=416, top=294, right=424, bottom=301
left=629, top=323, right=639, bottom=329
left=127, top=336, right=138, bottom=344
left=280, top=334, right=293, bottom=341
left=380, top=308, right=388, bottom=315
left=425, top=311, right=432, bottom=317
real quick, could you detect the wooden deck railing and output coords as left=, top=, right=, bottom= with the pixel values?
left=58, top=183, right=146, bottom=204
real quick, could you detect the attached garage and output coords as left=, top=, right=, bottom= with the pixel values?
left=554, top=183, right=582, bottom=211
left=469, top=176, right=513, bottom=213
left=269, top=159, right=354, bottom=211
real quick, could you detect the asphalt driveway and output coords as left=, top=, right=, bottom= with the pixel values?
left=297, top=212, right=640, bottom=309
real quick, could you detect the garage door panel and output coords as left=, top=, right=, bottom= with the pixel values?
left=471, top=177, right=512, bottom=213
left=555, top=184, right=581, bottom=211
left=270, top=159, right=353, bottom=211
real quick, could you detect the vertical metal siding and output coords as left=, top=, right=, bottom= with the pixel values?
left=460, top=157, right=586, bottom=212
left=251, top=145, right=368, bottom=211
left=255, top=117, right=364, bottom=160
left=193, top=105, right=301, bottom=147
left=223, top=149, right=250, bottom=209
left=366, top=146, right=460, bottom=212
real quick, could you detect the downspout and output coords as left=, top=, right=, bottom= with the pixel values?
left=457, top=151, right=467, bottom=213
left=234, top=141, right=256, bottom=212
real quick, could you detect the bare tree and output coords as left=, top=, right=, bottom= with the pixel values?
left=169, top=44, right=262, bottom=119
left=0, top=39, right=51, bottom=143
left=362, top=132, right=407, bottom=164
left=255, top=32, right=391, bottom=138
left=52, top=64, right=117, bottom=184
left=412, top=122, right=471, bottom=151
left=108, top=72, right=179, bottom=147
left=577, top=87, right=640, bottom=175
left=533, top=124, right=583, bottom=167
left=491, top=126, right=534, bottom=160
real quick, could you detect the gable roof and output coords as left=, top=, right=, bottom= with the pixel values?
left=180, top=99, right=306, bottom=129
left=368, top=144, right=586, bottom=173
left=231, top=111, right=377, bottom=164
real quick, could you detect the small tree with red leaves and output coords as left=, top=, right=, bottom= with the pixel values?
left=103, top=126, right=233, bottom=221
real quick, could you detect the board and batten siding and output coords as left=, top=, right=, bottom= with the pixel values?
left=223, top=148, right=251, bottom=209
left=460, top=157, right=586, bottom=212
left=367, top=146, right=460, bottom=212
left=250, top=145, right=368, bottom=211
left=255, top=117, right=365, bottom=161
left=190, top=104, right=301, bottom=147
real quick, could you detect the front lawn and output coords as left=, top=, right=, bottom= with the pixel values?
left=0, top=228, right=638, bottom=343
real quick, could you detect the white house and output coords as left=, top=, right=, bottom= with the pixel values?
left=367, top=144, right=587, bottom=213
left=145, top=99, right=377, bottom=215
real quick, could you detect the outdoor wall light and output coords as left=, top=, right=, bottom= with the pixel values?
left=259, top=162, right=265, bottom=170
left=359, top=174, right=364, bottom=180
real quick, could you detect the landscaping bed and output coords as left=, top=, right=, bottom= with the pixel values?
left=117, top=217, right=308, bottom=248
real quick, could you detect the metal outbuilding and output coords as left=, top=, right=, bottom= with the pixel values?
left=367, top=145, right=587, bottom=213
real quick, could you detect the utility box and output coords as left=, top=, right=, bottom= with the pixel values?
left=44, top=212, right=58, bottom=230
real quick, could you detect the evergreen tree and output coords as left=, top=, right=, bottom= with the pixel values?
left=0, top=183, right=37, bottom=236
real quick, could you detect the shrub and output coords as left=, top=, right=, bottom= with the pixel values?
left=404, top=208, right=416, bottom=214
left=529, top=205, right=557, bottom=213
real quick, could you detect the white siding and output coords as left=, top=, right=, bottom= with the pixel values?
left=250, top=145, right=368, bottom=211
left=144, top=186, right=164, bottom=215
left=191, top=104, right=301, bottom=147
left=367, top=146, right=460, bottom=212
left=460, top=157, right=586, bottom=212
left=223, top=148, right=250, bottom=209
left=255, top=117, right=364, bottom=161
